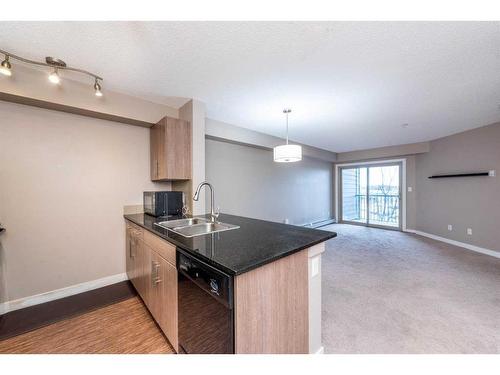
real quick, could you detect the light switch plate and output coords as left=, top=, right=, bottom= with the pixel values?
left=408, top=187, right=413, bottom=192
left=467, top=228, right=472, bottom=235
left=311, top=257, right=320, bottom=277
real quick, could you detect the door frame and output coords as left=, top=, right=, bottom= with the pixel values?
left=335, top=158, right=407, bottom=231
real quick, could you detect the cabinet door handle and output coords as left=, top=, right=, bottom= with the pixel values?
left=152, top=261, right=161, bottom=286
left=156, top=160, right=159, bottom=178
left=129, top=237, right=136, bottom=258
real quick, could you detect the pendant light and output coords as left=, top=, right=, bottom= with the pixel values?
left=273, top=109, right=302, bottom=163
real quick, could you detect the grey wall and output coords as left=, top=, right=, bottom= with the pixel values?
left=336, top=142, right=429, bottom=163
left=205, top=138, right=333, bottom=225
left=206, top=118, right=337, bottom=162
left=415, top=122, right=500, bottom=250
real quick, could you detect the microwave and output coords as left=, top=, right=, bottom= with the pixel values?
left=143, top=191, right=183, bottom=217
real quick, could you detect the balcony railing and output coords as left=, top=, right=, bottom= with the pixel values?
left=352, top=194, right=400, bottom=226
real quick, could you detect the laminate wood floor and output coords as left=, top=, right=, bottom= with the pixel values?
left=0, top=297, right=175, bottom=354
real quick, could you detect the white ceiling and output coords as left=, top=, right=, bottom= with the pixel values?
left=1, top=21, right=500, bottom=152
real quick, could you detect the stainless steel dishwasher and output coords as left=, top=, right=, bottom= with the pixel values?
left=177, top=249, right=234, bottom=354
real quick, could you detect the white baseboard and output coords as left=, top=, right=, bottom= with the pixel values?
left=405, top=229, right=500, bottom=259
left=0, top=273, right=128, bottom=315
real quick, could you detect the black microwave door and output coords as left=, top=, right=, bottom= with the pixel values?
left=144, top=193, right=154, bottom=215
left=167, top=192, right=183, bottom=215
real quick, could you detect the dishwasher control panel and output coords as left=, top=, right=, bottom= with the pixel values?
left=177, top=250, right=233, bottom=308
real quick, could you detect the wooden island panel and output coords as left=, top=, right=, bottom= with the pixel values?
left=234, top=249, right=309, bottom=354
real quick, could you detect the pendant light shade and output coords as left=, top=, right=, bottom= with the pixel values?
left=273, top=144, right=302, bottom=162
left=273, top=109, right=302, bottom=163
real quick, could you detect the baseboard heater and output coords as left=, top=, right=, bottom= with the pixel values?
left=301, top=218, right=336, bottom=229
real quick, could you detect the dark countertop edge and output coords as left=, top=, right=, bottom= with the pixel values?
left=123, top=214, right=336, bottom=276
left=233, top=234, right=337, bottom=275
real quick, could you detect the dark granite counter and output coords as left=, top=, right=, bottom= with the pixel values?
left=124, top=213, right=336, bottom=276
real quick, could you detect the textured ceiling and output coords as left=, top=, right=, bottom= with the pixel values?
left=1, top=21, right=500, bottom=152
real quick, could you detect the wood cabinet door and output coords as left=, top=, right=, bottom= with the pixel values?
left=150, top=251, right=178, bottom=352
left=165, top=117, right=191, bottom=180
left=150, top=120, right=167, bottom=181
left=150, top=116, right=191, bottom=181
left=138, top=240, right=152, bottom=310
left=150, top=122, right=165, bottom=180
left=125, top=223, right=178, bottom=352
left=125, top=225, right=135, bottom=281
left=128, top=231, right=142, bottom=292
left=150, top=123, right=158, bottom=180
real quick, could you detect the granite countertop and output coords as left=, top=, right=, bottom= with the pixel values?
left=124, top=213, right=337, bottom=276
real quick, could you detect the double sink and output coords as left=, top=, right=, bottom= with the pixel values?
left=155, top=217, right=239, bottom=238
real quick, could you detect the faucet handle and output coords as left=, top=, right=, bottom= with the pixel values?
left=214, top=206, right=220, bottom=219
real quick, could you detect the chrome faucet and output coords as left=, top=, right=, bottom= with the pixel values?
left=193, top=181, right=219, bottom=222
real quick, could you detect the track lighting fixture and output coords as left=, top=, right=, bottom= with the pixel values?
left=0, top=49, right=103, bottom=97
left=48, top=69, right=61, bottom=84
left=0, top=55, right=11, bottom=76
left=94, top=79, right=103, bottom=97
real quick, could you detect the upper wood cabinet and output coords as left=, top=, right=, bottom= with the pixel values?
left=150, top=116, right=192, bottom=181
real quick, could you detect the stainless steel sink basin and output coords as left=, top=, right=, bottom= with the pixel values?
left=154, top=217, right=239, bottom=238
left=156, top=217, right=209, bottom=229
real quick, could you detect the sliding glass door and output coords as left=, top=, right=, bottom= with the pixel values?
left=341, top=167, right=368, bottom=224
left=340, top=163, right=402, bottom=229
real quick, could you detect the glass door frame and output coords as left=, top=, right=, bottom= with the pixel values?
left=337, top=160, right=404, bottom=231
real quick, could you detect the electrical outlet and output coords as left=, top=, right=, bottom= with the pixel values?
left=448, top=225, right=453, bottom=231
left=467, top=228, right=472, bottom=235
left=408, top=186, right=413, bottom=192
left=284, top=218, right=289, bottom=224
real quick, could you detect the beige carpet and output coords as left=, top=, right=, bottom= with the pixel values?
left=321, top=224, right=500, bottom=353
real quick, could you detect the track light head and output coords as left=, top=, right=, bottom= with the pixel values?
left=45, top=56, right=67, bottom=68
left=94, top=79, right=103, bottom=97
left=48, top=69, right=60, bottom=84
left=0, top=55, right=12, bottom=76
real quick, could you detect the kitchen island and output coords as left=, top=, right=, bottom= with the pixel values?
left=124, top=213, right=336, bottom=354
